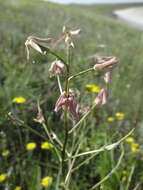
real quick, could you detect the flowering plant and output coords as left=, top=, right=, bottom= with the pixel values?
left=25, top=26, right=134, bottom=190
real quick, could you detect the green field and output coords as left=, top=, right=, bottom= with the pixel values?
left=0, top=0, right=143, bottom=189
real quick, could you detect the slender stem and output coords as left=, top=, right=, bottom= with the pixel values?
left=69, top=104, right=96, bottom=134
left=42, top=123, right=61, bottom=162
left=64, top=136, right=82, bottom=189
left=71, top=128, right=134, bottom=158
left=65, top=46, right=70, bottom=95
left=68, top=67, right=94, bottom=81
left=133, top=183, right=141, bottom=190
left=66, top=67, right=94, bottom=95
left=62, top=46, right=71, bottom=174
left=72, top=152, right=99, bottom=172
left=57, top=75, right=63, bottom=94
left=125, top=163, right=136, bottom=190
left=51, top=130, right=70, bottom=157
left=56, top=162, right=62, bottom=190
left=89, top=145, right=124, bottom=190
left=64, top=123, right=90, bottom=189
left=62, top=108, right=69, bottom=172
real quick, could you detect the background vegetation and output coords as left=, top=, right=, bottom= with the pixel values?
left=0, top=0, right=143, bottom=189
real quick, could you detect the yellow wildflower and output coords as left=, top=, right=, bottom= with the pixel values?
left=41, top=142, right=53, bottom=150
left=125, top=137, right=135, bottom=143
left=90, top=86, right=100, bottom=93
left=2, top=150, right=10, bottom=157
left=12, top=97, right=26, bottom=104
left=131, top=143, right=140, bottom=152
left=131, top=146, right=139, bottom=152
left=0, top=173, right=8, bottom=183
left=122, top=170, right=128, bottom=175
left=85, top=84, right=101, bottom=93
left=26, top=142, right=37, bottom=151
left=14, top=186, right=22, bottom=190
left=115, top=112, right=125, bottom=120
left=84, top=147, right=91, bottom=152
left=85, top=84, right=95, bottom=88
left=107, top=117, right=115, bottom=122
left=41, top=176, right=53, bottom=187
left=131, top=143, right=139, bottom=148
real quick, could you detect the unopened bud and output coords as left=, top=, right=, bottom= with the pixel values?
left=94, top=88, right=108, bottom=106
left=48, top=60, right=66, bottom=77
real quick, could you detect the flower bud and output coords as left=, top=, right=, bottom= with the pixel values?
left=48, top=60, right=66, bottom=77
left=94, top=88, right=108, bottom=106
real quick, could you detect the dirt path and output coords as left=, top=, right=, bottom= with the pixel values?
left=114, top=7, right=143, bottom=30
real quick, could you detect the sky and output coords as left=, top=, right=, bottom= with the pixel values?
left=47, top=0, right=143, bottom=4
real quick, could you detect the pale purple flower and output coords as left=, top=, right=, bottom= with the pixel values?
left=54, top=91, right=78, bottom=120
left=63, top=26, right=81, bottom=48
left=94, top=88, right=108, bottom=106
left=48, top=60, right=66, bottom=77
left=54, top=26, right=80, bottom=48
left=93, top=56, right=118, bottom=71
left=25, top=36, right=52, bottom=60
left=94, top=56, right=118, bottom=83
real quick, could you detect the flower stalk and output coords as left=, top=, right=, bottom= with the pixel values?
left=24, top=26, right=128, bottom=190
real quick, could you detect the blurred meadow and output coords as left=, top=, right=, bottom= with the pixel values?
left=0, top=0, right=143, bottom=189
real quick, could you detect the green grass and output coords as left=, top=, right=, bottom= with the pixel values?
left=0, top=0, right=143, bottom=189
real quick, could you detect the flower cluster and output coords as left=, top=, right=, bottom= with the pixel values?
left=107, top=112, right=125, bottom=122
left=126, top=137, right=140, bottom=152
left=26, top=142, right=54, bottom=151
left=25, top=27, right=119, bottom=121
left=41, top=142, right=53, bottom=150
left=115, top=112, right=125, bottom=120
